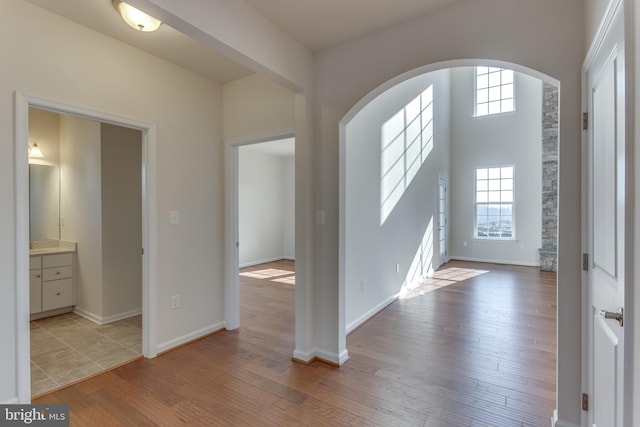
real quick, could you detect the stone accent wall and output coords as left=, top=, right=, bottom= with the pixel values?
left=540, top=83, right=558, bottom=272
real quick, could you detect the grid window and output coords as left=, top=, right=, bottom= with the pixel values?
left=475, top=67, right=515, bottom=117
left=475, top=166, right=514, bottom=239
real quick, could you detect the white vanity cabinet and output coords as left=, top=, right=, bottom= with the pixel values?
left=30, top=252, right=75, bottom=319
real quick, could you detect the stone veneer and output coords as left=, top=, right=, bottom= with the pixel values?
left=539, top=83, right=558, bottom=271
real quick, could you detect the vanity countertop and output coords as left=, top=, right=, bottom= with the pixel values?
left=29, top=240, right=77, bottom=256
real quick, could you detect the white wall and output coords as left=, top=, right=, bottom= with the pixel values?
left=1, top=0, right=225, bottom=402
left=223, top=74, right=295, bottom=142
left=345, top=69, right=450, bottom=330
left=101, top=124, right=142, bottom=320
left=449, top=68, right=542, bottom=266
left=59, top=115, right=103, bottom=317
left=239, top=148, right=294, bottom=266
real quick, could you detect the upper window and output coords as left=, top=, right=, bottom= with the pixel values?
left=475, top=166, right=514, bottom=239
left=475, top=67, right=515, bottom=117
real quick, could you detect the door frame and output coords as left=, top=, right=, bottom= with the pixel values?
left=224, top=130, right=295, bottom=331
left=14, top=93, right=158, bottom=402
left=437, top=176, right=448, bottom=267
left=580, top=0, right=636, bottom=424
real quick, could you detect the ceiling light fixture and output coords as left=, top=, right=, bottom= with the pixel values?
left=28, top=142, right=44, bottom=158
left=113, top=0, right=162, bottom=32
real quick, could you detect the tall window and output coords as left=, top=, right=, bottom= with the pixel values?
left=475, top=166, right=514, bottom=239
left=475, top=67, right=515, bottom=116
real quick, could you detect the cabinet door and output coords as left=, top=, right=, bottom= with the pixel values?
left=42, top=279, right=73, bottom=311
left=29, top=270, right=42, bottom=314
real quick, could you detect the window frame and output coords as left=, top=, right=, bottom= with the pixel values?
left=473, top=165, right=516, bottom=240
left=473, top=66, right=516, bottom=117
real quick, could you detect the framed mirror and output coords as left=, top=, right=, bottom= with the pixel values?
left=29, top=164, right=60, bottom=241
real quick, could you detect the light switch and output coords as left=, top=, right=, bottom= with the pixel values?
left=169, top=210, right=180, bottom=225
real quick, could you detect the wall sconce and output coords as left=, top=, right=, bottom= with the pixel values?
left=113, top=0, right=162, bottom=32
left=28, top=142, right=44, bottom=158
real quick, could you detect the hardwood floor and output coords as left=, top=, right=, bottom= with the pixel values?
left=34, top=259, right=556, bottom=426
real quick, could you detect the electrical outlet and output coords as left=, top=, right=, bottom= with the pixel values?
left=360, top=280, right=366, bottom=292
left=170, top=210, right=180, bottom=225
left=396, top=263, right=400, bottom=273
left=170, top=294, right=180, bottom=309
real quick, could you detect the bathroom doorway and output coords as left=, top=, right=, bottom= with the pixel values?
left=15, top=94, right=157, bottom=402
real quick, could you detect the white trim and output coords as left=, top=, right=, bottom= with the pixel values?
left=73, top=307, right=142, bottom=325
left=14, top=92, right=158, bottom=403
left=156, top=322, right=226, bottom=354
left=583, top=0, right=624, bottom=73
left=293, top=348, right=350, bottom=366
left=449, top=256, right=539, bottom=267
left=346, top=295, right=398, bottom=335
left=551, top=409, right=581, bottom=427
left=225, top=129, right=296, bottom=332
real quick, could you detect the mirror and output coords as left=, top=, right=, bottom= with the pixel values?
left=29, top=164, right=60, bottom=241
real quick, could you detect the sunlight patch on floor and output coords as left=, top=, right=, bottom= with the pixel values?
left=240, top=268, right=295, bottom=285
left=399, top=267, right=489, bottom=299
left=240, top=268, right=292, bottom=279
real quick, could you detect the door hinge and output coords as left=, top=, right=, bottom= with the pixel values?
left=582, top=253, right=589, bottom=271
left=582, top=393, right=589, bottom=411
left=141, top=248, right=144, bottom=255
left=583, top=112, right=589, bottom=130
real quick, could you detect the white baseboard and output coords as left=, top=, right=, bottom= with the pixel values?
left=2, top=397, right=19, bottom=405
left=293, top=347, right=350, bottom=366
left=552, top=410, right=580, bottom=427
left=346, top=294, right=398, bottom=335
left=156, top=321, right=225, bottom=354
left=239, top=257, right=294, bottom=268
left=73, top=307, right=142, bottom=325
left=449, top=256, right=539, bottom=267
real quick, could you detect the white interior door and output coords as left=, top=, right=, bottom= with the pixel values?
left=437, top=177, right=447, bottom=266
left=585, top=1, right=626, bottom=425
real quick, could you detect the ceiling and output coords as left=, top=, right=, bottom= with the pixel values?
left=24, top=0, right=465, bottom=83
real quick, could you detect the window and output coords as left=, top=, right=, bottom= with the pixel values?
left=475, top=166, right=514, bottom=239
left=475, top=67, right=514, bottom=116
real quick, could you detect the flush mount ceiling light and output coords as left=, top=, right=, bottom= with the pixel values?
left=113, top=0, right=162, bottom=32
left=28, top=142, right=44, bottom=158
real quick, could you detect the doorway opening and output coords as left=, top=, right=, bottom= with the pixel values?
left=339, top=60, right=560, bottom=418
left=226, top=135, right=295, bottom=342
left=14, top=93, right=157, bottom=402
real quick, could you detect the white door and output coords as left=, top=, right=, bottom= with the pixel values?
left=437, top=177, right=447, bottom=266
left=585, top=1, right=627, bottom=425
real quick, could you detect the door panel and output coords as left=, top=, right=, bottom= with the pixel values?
left=586, top=2, right=626, bottom=426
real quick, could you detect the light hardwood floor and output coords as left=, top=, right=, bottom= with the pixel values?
left=35, top=259, right=556, bottom=426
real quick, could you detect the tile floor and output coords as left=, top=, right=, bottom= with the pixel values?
left=30, top=312, right=142, bottom=397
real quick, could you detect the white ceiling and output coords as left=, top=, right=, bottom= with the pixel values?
left=24, top=0, right=465, bottom=83
left=243, top=0, right=468, bottom=52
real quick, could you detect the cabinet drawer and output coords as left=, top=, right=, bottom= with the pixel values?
left=43, top=265, right=73, bottom=281
left=30, top=256, right=42, bottom=270
left=42, top=253, right=73, bottom=268
left=42, top=279, right=73, bottom=311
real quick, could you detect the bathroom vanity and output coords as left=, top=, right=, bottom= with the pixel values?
left=29, top=241, right=77, bottom=320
